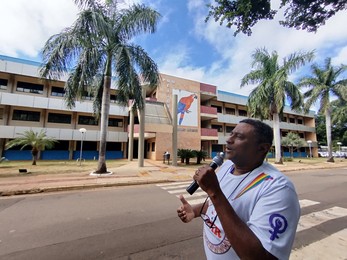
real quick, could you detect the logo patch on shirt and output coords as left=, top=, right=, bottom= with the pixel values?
left=269, top=213, right=288, bottom=241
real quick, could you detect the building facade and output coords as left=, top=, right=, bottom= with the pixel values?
left=0, top=55, right=318, bottom=161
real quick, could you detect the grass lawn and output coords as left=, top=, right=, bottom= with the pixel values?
left=0, top=157, right=345, bottom=178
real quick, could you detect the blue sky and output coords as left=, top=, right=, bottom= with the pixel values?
left=1, top=0, right=347, bottom=100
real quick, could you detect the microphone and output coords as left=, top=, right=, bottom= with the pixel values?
left=186, top=152, right=224, bottom=195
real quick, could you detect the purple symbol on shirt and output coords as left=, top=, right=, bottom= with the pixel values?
left=269, top=213, right=288, bottom=241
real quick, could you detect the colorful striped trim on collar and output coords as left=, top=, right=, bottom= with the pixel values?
left=233, top=172, right=273, bottom=200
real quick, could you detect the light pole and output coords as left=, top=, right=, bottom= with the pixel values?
left=79, top=128, right=87, bottom=166
left=337, top=141, right=342, bottom=156
left=307, top=140, right=312, bottom=159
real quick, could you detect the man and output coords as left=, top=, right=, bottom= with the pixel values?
left=177, top=119, right=300, bottom=259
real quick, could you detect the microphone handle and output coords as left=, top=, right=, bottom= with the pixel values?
left=186, top=181, right=199, bottom=195
left=186, top=161, right=219, bottom=195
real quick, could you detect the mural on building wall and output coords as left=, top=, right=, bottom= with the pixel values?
left=174, top=89, right=198, bottom=127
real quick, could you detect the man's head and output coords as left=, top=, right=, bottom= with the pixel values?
left=225, top=119, right=273, bottom=168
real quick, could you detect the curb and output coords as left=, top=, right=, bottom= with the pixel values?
left=0, top=179, right=175, bottom=197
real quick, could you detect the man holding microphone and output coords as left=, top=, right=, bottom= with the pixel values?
left=177, top=119, right=300, bottom=259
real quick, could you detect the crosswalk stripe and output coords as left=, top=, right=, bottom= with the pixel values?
left=156, top=182, right=191, bottom=187
left=290, top=228, right=347, bottom=259
left=297, top=207, right=347, bottom=232
left=160, top=184, right=193, bottom=190
left=299, top=199, right=320, bottom=208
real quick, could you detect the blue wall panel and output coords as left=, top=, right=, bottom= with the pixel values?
left=41, top=151, right=69, bottom=160
left=3, top=150, right=32, bottom=160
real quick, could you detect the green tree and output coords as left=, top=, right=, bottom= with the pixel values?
left=40, top=0, right=160, bottom=173
left=315, top=114, right=327, bottom=146
left=299, top=58, right=347, bottom=161
left=177, top=149, right=195, bottom=165
left=281, top=132, right=304, bottom=158
left=206, top=0, right=347, bottom=36
left=241, top=48, right=314, bottom=164
left=193, top=150, right=208, bottom=164
left=331, top=99, right=347, bottom=145
left=5, top=130, right=58, bottom=165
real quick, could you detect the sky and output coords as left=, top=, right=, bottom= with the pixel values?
left=1, top=0, right=347, bottom=99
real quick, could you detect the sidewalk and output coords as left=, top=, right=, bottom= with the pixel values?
left=1, top=158, right=346, bottom=196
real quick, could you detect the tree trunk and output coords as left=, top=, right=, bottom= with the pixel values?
left=273, top=113, right=283, bottom=164
left=325, top=108, right=334, bottom=163
left=32, top=149, right=38, bottom=165
left=95, top=73, right=111, bottom=173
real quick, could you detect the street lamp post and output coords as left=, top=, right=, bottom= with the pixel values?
left=307, top=140, right=312, bottom=159
left=79, top=128, right=87, bottom=166
left=337, top=142, right=342, bottom=156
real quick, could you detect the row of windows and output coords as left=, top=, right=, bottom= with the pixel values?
left=16, top=81, right=44, bottom=94
left=2, top=81, right=117, bottom=102
left=211, top=105, right=247, bottom=117
left=11, top=110, right=123, bottom=126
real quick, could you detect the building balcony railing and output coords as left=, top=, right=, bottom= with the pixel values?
left=201, top=105, right=217, bottom=115
left=200, top=83, right=217, bottom=95
left=201, top=128, right=218, bottom=136
left=201, top=128, right=218, bottom=140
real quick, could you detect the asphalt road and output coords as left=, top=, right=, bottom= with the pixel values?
left=0, top=168, right=346, bottom=260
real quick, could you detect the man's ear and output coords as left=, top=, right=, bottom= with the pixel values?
left=259, top=143, right=271, bottom=155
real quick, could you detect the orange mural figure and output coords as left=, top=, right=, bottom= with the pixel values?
left=177, top=94, right=197, bottom=125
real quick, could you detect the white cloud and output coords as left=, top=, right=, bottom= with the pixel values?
left=0, top=0, right=78, bottom=59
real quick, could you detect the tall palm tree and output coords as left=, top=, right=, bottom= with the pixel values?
left=241, top=48, right=314, bottom=164
left=299, top=58, right=347, bottom=161
left=5, top=130, right=58, bottom=165
left=40, top=0, right=161, bottom=173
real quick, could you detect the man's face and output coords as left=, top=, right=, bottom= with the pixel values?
left=225, top=123, right=263, bottom=166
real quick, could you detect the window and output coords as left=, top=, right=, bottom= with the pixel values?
left=239, top=109, right=247, bottom=116
left=12, top=110, right=40, bottom=122
left=16, top=81, right=43, bottom=94
left=225, top=107, right=236, bottom=115
left=211, top=105, right=222, bottom=113
left=0, top=108, right=3, bottom=120
left=297, top=118, right=303, bottom=125
left=82, top=90, right=93, bottom=100
left=289, top=117, right=295, bottom=123
left=151, top=142, right=155, bottom=152
left=0, top=78, right=8, bottom=90
left=299, top=133, right=304, bottom=138
left=109, top=118, right=123, bottom=127
left=78, top=115, right=98, bottom=125
left=48, top=113, right=72, bottom=124
left=212, top=124, right=223, bottom=132
left=225, top=126, right=234, bottom=133
left=110, top=94, right=117, bottom=103
left=51, top=86, right=65, bottom=97
left=282, top=116, right=287, bottom=122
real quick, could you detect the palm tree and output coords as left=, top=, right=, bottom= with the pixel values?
left=281, top=132, right=304, bottom=158
left=241, top=48, right=314, bottom=164
left=5, top=130, right=58, bottom=165
left=40, top=0, right=161, bottom=173
left=299, top=58, right=347, bottom=162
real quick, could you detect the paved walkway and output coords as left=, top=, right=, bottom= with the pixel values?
left=1, top=159, right=346, bottom=196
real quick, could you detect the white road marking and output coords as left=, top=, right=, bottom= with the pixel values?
left=297, top=207, right=347, bottom=232
left=290, top=228, right=347, bottom=260
left=299, top=199, right=320, bottom=208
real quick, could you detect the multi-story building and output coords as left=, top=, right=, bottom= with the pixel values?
left=0, top=55, right=317, bottom=161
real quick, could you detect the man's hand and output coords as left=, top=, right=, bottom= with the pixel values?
left=177, top=195, right=195, bottom=223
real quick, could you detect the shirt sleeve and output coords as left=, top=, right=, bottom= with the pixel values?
left=247, top=180, right=300, bottom=260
